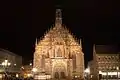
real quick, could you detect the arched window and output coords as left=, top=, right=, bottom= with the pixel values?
left=47, top=52, right=49, bottom=58
left=57, top=48, right=62, bottom=57
left=41, top=55, right=45, bottom=68
left=72, top=54, right=76, bottom=71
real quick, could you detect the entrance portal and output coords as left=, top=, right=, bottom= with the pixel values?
left=53, top=60, right=67, bottom=79
left=54, top=72, right=66, bottom=79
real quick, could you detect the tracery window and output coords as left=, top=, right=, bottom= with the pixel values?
left=41, top=55, right=45, bottom=68
left=72, top=54, right=76, bottom=71
left=57, top=48, right=62, bottom=57
left=109, top=66, right=112, bottom=70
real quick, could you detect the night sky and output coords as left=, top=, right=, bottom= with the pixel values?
left=0, top=0, right=120, bottom=66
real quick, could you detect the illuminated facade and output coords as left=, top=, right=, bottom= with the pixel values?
left=89, top=45, right=120, bottom=80
left=33, top=9, right=84, bottom=79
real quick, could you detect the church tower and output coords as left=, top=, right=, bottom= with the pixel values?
left=33, top=9, right=84, bottom=79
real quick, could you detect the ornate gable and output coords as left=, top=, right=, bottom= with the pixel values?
left=36, top=9, right=82, bottom=55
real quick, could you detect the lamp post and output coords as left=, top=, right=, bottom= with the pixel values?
left=117, top=67, right=119, bottom=79
left=1, top=59, right=11, bottom=76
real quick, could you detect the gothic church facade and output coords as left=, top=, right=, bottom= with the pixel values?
left=33, top=9, right=84, bottom=79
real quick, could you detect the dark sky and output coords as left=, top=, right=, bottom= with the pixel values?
left=0, top=0, right=120, bottom=66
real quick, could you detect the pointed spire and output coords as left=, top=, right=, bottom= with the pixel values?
left=55, top=9, right=62, bottom=27
left=35, top=38, right=38, bottom=46
left=80, top=38, right=82, bottom=48
left=93, top=44, right=96, bottom=53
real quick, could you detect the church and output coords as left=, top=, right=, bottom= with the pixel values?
left=33, top=9, right=84, bottom=79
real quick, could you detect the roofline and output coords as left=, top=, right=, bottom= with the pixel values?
left=96, top=53, right=119, bottom=55
left=0, top=48, right=22, bottom=57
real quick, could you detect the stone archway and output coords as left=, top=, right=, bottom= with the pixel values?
left=53, top=61, right=67, bottom=79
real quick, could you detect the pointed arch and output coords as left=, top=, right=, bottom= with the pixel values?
left=57, top=48, right=62, bottom=57
left=72, top=53, right=76, bottom=71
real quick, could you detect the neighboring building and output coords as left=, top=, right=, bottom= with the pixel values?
left=88, top=45, right=120, bottom=80
left=0, top=48, right=22, bottom=74
left=33, top=9, right=84, bottom=79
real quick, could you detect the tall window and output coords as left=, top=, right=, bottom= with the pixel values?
left=41, top=55, right=45, bottom=68
left=72, top=54, right=76, bottom=71
left=57, top=48, right=62, bottom=57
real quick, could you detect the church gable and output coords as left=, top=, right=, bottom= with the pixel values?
left=36, top=9, right=82, bottom=54
left=33, top=9, right=84, bottom=79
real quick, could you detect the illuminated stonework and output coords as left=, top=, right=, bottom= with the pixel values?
left=88, top=45, right=120, bottom=80
left=33, top=9, right=84, bottom=79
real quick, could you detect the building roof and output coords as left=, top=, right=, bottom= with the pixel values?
left=95, top=45, right=118, bottom=54
left=36, top=9, right=82, bottom=48
left=0, top=48, right=21, bottom=57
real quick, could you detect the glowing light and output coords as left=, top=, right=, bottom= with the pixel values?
left=99, top=71, right=119, bottom=75
left=16, top=74, right=19, bottom=78
left=8, top=63, right=11, bottom=66
left=85, top=67, right=90, bottom=73
left=14, top=64, right=16, bottom=66
left=102, top=72, right=107, bottom=75
left=5, top=60, right=8, bottom=63
left=34, top=75, right=51, bottom=79
left=30, top=63, right=32, bottom=66
left=90, top=75, right=93, bottom=78
left=21, top=66, right=24, bottom=69
left=99, top=71, right=102, bottom=74
left=75, top=76, right=77, bottom=78
left=32, top=68, right=37, bottom=72
left=108, top=72, right=117, bottom=75
left=2, top=62, right=5, bottom=66
left=0, top=74, right=2, bottom=79
left=117, top=67, right=119, bottom=70
left=1, top=60, right=11, bottom=66
left=27, top=74, right=32, bottom=77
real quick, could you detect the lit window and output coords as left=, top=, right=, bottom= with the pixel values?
left=109, top=66, right=112, bottom=70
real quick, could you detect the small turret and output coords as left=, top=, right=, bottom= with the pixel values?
left=93, top=44, right=96, bottom=53
left=55, top=9, right=62, bottom=27
left=80, top=38, right=82, bottom=48
left=93, top=44, right=97, bottom=61
left=35, top=38, right=38, bottom=46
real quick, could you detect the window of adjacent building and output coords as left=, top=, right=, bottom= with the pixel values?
left=109, top=66, right=112, bottom=70
left=98, top=56, right=100, bottom=60
left=113, top=66, right=116, bottom=70
left=106, top=66, right=108, bottom=69
left=112, top=56, right=115, bottom=59
left=105, top=56, right=108, bottom=60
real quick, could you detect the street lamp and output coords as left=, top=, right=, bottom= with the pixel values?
left=29, top=63, right=32, bottom=66
left=1, top=59, right=11, bottom=75
left=2, top=59, right=11, bottom=67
